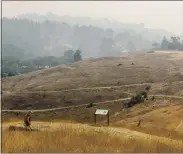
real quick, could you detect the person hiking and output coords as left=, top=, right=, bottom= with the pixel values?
left=24, top=111, right=32, bottom=131
left=137, top=119, right=142, bottom=127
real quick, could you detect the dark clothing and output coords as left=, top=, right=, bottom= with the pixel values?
left=24, top=121, right=30, bottom=126
left=138, top=119, right=142, bottom=127
left=24, top=113, right=31, bottom=126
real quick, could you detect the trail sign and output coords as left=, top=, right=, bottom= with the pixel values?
left=94, top=109, right=109, bottom=126
left=95, top=109, right=108, bottom=115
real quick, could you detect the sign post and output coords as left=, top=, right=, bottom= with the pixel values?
left=94, top=109, right=109, bottom=126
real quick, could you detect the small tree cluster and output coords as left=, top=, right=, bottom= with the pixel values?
left=152, top=36, right=183, bottom=51
left=64, top=49, right=82, bottom=62
left=86, top=103, right=93, bottom=108
left=124, top=91, right=149, bottom=108
left=74, top=49, right=82, bottom=62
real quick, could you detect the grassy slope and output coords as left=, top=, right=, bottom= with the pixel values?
left=2, top=122, right=183, bottom=153
left=2, top=52, right=183, bottom=92
left=2, top=52, right=183, bottom=152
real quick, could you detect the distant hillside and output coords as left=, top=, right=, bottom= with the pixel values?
left=2, top=14, right=178, bottom=60
left=18, top=13, right=175, bottom=41
left=2, top=52, right=183, bottom=92
left=2, top=17, right=149, bottom=59
left=2, top=44, right=26, bottom=59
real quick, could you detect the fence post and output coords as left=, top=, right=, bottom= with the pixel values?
left=94, top=114, right=96, bottom=124
left=107, top=112, right=109, bottom=126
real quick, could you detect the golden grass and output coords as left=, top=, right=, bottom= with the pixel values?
left=118, top=124, right=183, bottom=141
left=3, top=51, right=183, bottom=93
left=2, top=123, right=183, bottom=153
left=112, top=103, right=183, bottom=140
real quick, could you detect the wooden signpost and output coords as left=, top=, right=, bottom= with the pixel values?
left=94, top=109, right=109, bottom=126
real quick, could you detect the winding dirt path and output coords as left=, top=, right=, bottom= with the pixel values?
left=1, top=97, right=131, bottom=113
left=2, top=95, right=183, bottom=113
left=4, top=80, right=183, bottom=94
left=7, top=82, right=153, bottom=94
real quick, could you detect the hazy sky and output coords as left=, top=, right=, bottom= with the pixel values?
left=2, top=1, right=183, bottom=35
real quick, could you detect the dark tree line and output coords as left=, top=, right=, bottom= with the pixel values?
left=2, top=18, right=164, bottom=60
left=2, top=49, right=82, bottom=78
left=152, top=36, right=183, bottom=51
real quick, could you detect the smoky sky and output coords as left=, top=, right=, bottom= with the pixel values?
left=2, top=1, right=183, bottom=35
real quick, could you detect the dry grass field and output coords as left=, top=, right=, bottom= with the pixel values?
left=2, top=122, right=183, bottom=153
left=2, top=51, right=183, bottom=152
left=2, top=51, right=183, bottom=92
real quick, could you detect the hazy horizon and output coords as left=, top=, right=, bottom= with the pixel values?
left=2, top=1, right=183, bottom=35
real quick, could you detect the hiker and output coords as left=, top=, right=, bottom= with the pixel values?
left=137, top=119, right=142, bottom=127
left=24, top=111, right=32, bottom=131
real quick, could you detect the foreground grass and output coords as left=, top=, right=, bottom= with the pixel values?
left=119, top=124, right=183, bottom=141
left=2, top=123, right=183, bottom=152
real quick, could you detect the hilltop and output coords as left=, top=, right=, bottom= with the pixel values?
left=2, top=51, right=183, bottom=92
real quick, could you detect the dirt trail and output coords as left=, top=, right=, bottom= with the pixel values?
left=4, top=80, right=183, bottom=94
left=2, top=97, right=131, bottom=113
left=8, top=82, right=153, bottom=94
left=2, top=95, right=183, bottom=113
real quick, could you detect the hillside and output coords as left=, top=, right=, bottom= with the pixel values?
left=2, top=51, right=183, bottom=152
left=2, top=51, right=183, bottom=92
left=2, top=122, right=183, bottom=152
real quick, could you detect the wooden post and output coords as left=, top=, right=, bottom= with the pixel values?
left=94, top=114, right=96, bottom=124
left=107, top=112, right=109, bottom=126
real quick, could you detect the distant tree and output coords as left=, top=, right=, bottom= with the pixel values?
left=63, top=50, right=75, bottom=63
left=99, top=38, right=114, bottom=57
left=181, top=40, right=183, bottom=50
left=126, top=41, right=136, bottom=52
left=64, top=50, right=75, bottom=58
left=152, top=42, right=160, bottom=50
left=168, top=36, right=182, bottom=50
left=161, top=36, right=169, bottom=50
left=74, top=49, right=82, bottom=62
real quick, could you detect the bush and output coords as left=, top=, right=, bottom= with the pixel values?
left=135, top=93, right=143, bottom=103
left=147, top=51, right=155, bottom=53
left=140, top=91, right=148, bottom=99
left=74, top=50, right=82, bottom=62
left=124, top=91, right=148, bottom=108
left=86, top=103, right=93, bottom=108
left=145, top=86, right=151, bottom=91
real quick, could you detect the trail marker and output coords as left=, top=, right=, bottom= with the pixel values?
left=94, top=109, right=109, bottom=126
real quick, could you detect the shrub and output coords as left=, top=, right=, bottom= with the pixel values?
left=124, top=91, right=148, bottom=108
left=140, top=91, right=148, bottom=99
left=145, top=85, right=151, bottom=91
left=147, top=51, right=155, bottom=53
left=86, top=103, right=93, bottom=108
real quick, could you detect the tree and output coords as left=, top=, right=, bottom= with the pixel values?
left=181, top=40, right=183, bottom=50
left=99, top=38, right=115, bottom=57
left=168, top=36, right=182, bottom=50
left=74, top=49, right=82, bottom=62
left=161, top=36, right=169, bottom=50
left=64, top=50, right=75, bottom=63
left=126, top=41, right=136, bottom=52
left=64, top=50, right=75, bottom=58
left=152, top=42, right=160, bottom=50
